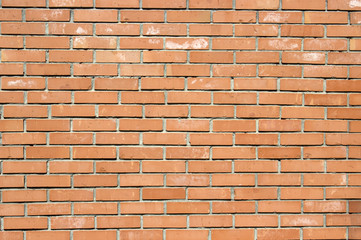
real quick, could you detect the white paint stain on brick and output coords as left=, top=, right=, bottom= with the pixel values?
left=349, top=0, right=361, bottom=8
left=76, top=27, right=87, bottom=35
left=166, top=38, right=208, bottom=49
left=289, top=217, right=318, bottom=226
left=263, top=12, right=282, bottom=22
left=146, top=26, right=160, bottom=35
left=303, top=53, right=324, bottom=61
left=7, top=79, right=35, bottom=87
left=268, top=39, right=299, bottom=50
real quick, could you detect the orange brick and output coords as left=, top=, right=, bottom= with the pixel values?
left=143, top=188, right=186, bottom=200
left=96, top=189, right=139, bottom=201
left=4, top=217, right=47, bottom=230
left=51, top=217, right=94, bottom=229
left=49, top=23, right=92, bottom=35
left=26, top=9, right=70, bottom=21
left=259, top=11, right=302, bottom=23
left=212, top=229, right=254, bottom=240
left=189, top=215, right=232, bottom=227
left=189, top=0, right=232, bottom=9
left=167, top=10, right=210, bottom=22
left=97, top=217, right=140, bottom=229
left=167, top=202, right=210, bottom=214
left=235, top=215, right=278, bottom=227
left=237, top=0, right=279, bottom=9
left=283, top=0, right=325, bottom=9
left=27, top=203, right=71, bottom=216
left=49, top=189, right=93, bottom=202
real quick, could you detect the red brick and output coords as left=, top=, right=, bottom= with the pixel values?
left=281, top=188, right=324, bottom=199
left=143, top=188, right=186, bottom=200
left=259, top=147, right=301, bottom=159
left=235, top=215, right=278, bottom=227
left=258, top=174, right=301, bottom=186
left=50, top=161, right=93, bottom=173
left=2, top=0, right=45, bottom=7
left=235, top=188, right=278, bottom=200
left=74, top=202, right=117, bottom=215
left=212, top=229, right=254, bottom=240
left=3, top=161, right=46, bottom=174
left=0, top=204, right=24, bottom=216
left=26, top=146, right=70, bottom=159
left=259, top=38, right=301, bottom=50
left=259, top=11, right=302, bottom=23
left=143, top=133, right=187, bottom=145
left=235, top=24, right=278, bottom=36
left=74, top=9, right=117, bottom=22
left=189, top=161, right=232, bottom=173
left=328, top=0, right=361, bottom=10
left=27, top=231, right=70, bottom=240
left=49, top=23, right=92, bottom=35
left=188, top=188, right=231, bottom=200
left=304, top=200, right=347, bottom=213
left=305, top=12, right=348, bottom=24
left=73, top=37, right=116, bottom=49
left=281, top=215, right=323, bottom=227
left=328, top=26, right=361, bottom=37
left=74, top=64, right=117, bottom=76
left=259, top=65, right=302, bottom=77
left=96, top=0, right=139, bottom=8
left=259, top=120, right=301, bottom=132
left=237, top=0, right=279, bottom=9
left=189, top=0, right=232, bottom=9
left=258, top=201, right=301, bottom=213
left=166, top=230, right=208, bottom=240
left=167, top=202, right=210, bottom=214
left=143, top=161, right=185, bottom=173
left=283, top=0, right=325, bottom=9
left=166, top=174, right=209, bottom=186
left=97, top=217, right=140, bottom=228
left=258, top=229, right=300, bottom=240
left=119, top=119, right=163, bottom=131
left=27, top=203, right=71, bottom=216
left=99, top=106, right=142, bottom=117
left=73, top=231, right=116, bottom=240
left=213, top=11, right=256, bottom=23
left=27, top=175, right=71, bottom=188
left=283, top=52, right=325, bottom=64
left=3, top=190, right=46, bottom=203
left=2, top=22, right=45, bottom=35
left=73, top=147, right=116, bottom=159
left=303, top=228, right=347, bottom=239
left=96, top=189, right=139, bottom=201
left=51, top=217, right=94, bottom=229
left=145, top=105, right=188, bottom=118
left=280, top=133, right=324, bottom=145
left=167, top=10, right=210, bottom=22
left=190, top=133, right=232, bottom=146
left=0, top=176, right=24, bottom=188
left=26, top=9, right=70, bottom=21
left=213, top=38, right=255, bottom=50
left=212, top=201, right=255, bottom=213
left=189, top=215, right=232, bottom=227
left=49, top=189, right=93, bottom=202
left=282, top=160, right=325, bottom=172
left=166, top=38, right=209, bottom=49
left=142, top=77, right=184, bottom=90
left=235, top=160, right=278, bottom=172
left=121, top=202, right=163, bottom=214
left=52, top=105, right=95, bottom=117
left=4, top=217, right=47, bottom=230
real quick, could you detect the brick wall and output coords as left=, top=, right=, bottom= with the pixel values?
left=1, top=0, right=361, bottom=239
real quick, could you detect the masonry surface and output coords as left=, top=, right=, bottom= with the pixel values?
left=0, top=0, right=361, bottom=239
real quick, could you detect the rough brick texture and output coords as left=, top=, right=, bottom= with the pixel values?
left=0, top=0, right=361, bottom=239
